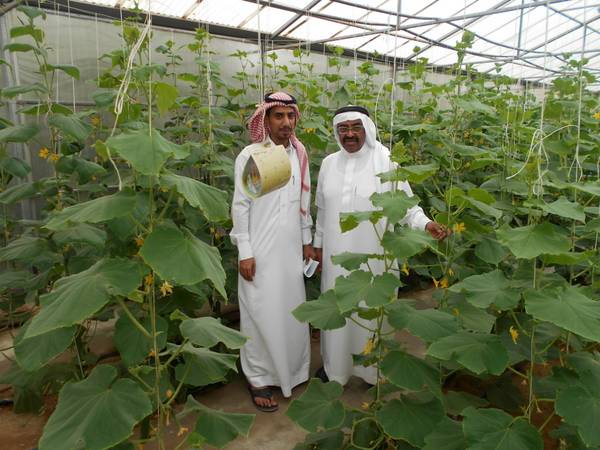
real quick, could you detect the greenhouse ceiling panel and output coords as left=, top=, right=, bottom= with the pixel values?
left=59, top=0, right=600, bottom=82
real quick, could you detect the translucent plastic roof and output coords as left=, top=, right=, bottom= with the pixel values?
left=76, top=0, right=600, bottom=84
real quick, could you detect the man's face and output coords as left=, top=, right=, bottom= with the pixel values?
left=337, top=119, right=366, bottom=153
left=265, top=106, right=297, bottom=145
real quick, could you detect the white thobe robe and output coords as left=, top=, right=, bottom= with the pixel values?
left=230, top=138, right=312, bottom=397
left=313, top=145, right=430, bottom=386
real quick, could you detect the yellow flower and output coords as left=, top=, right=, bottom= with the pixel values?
left=361, top=402, right=370, bottom=410
left=49, top=153, right=60, bottom=163
left=186, top=120, right=193, bottom=128
left=432, top=277, right=440, bottom=288
left=401, top=263, right=409, bottom=276
left=166, top=389, right=173, bottom=398
left=134, top=235, right=144, bottom=247
left=160, top=280, right=174, bottom=296
left=38, top=147, right=50, bottom=159
left=91, top=175, right=97, bottom=181
left=144, top=273, right=154, bottom=287
left=177, top=427, right=189, bottom=437
left=305, top=127, right=315, bottom=133
left=362, top=337, right=375, bottom=355
left=91, top=116, right=101, bottom=126
left=452, top=308, right=460, bottom=316
left=509, top=326, right=519, bottom=344
left=440, top=278, right=449, bottom=289
left=593, top=111, right=600, bottom=119
left=452, top=222, right=466, bottom=234
left=448, top=268, right=455, bottom=277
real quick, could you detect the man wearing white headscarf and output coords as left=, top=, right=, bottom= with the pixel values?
left=313, top=105, right=448, bottom=386
left=230, top=92, right=314, bottom=411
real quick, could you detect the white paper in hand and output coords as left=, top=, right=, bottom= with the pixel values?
left=303, top=258, right=319, bottom=278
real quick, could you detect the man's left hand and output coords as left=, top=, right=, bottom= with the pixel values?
left=425, top=221, right=450, bottom=240
left=303, top=244, right=315, bottom=262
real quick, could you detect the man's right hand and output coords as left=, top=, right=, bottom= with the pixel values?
left=239, top=257, right=256, bottom=281
left=314, top=248, right=323, bottom=273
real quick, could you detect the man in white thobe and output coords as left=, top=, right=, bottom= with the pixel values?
left=230, top=92, right=314, bottom=411
left=313, top=105, right=448, bottom=386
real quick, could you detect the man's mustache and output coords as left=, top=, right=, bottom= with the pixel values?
left=343, top=137, right=358, bottom=142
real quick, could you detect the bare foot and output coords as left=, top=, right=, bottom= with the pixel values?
left=248, top=384, right=278, bottom=412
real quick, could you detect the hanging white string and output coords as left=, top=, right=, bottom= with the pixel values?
left=206, top=24, right=214, bottom=153
left=55, top=1, right=60, bottom=104
left=108, top=6, right=152, bottom=191
left=147, top=0, right=152, bottom=134
left=568, top=0, right=587, bottom=182
left=67, top=0, right=76, bottom=111
left=256, top=0, right=264, bottom=101
left=507, top=1, right=552, bottom=198
left=94, top=13, right=100, bottom=87
left=389, top=0, right=401, bottom=151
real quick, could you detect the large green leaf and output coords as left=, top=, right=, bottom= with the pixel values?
left=293, top=430, right=345, bottom=450
left=556, top=373, right=600, bottom=447
left=10, top=24, right=44, bottom=42
left=0, top=236, right=57, bottom=264
left=45, top=64, right=80, bottom=80
left=3, top=42, right=47, bottom=57
left=555, top=353, right=600, bottom=446
left=427, top=331, right=509, bottom=375
left=106, top=128, right=187, bottom=176
left=330, top=252, right=372, bottom=271
left=175, top=344, right=239, bottom=386
left=161, top=173, right=228, bottom=222
left=180, top=396, right=254, bottom=449
left=370, top=190, right=419, bottom=223
left=139, top=225, right=226, bottom=298
left=0, top=181, right=38, bottom=205
left=48, top=114, right=92, bottom=142
left=180, top=316, right=247, bottom=349
left=0, top=156, right=31, bottom=178
left=387, top=301, right=458, bottom=342
left=448, top=270, right=520, bottom=310
left=0, top=270, right=31, bottom=291
left=380, top=350, right=440, bottom=395
left=154, top=82, right=178, bottom=116
left=292, top=290, right=348, bottom=330
left=334, top=270, right=372, bottom=312
left=496, top=223, right=570, bottom=259
left=39, top=365, right=152, bottom=450
left=423, top=417, right=467, bottom=450
left=25, top=258, right=145, bottom=338
left=2, top=82, right=48, bottom=98
left=0, top=123, right=39, bottom=143
left=375, top=395, right=444, bottom=447
left=539, top=196, right=586, bottom=222
left=113, top=314, right=168, bottom=367
left=378, top=163, right=439, bottom=184
left=474, top=236, right=507, bottom=266
left=461, top=407, right=543, bottom=450
left=286, top=379, right=345, bottom=432
left=366, top=273, right=400, bottom=307
left=381, top=227, right=435, bottom=259
left=524, top=286, right=600, bottom=342
left=14, top=321, right=76, bottom=371
left=44, top=190, right=137, bottom=231
left=52, top=223, right=107, bottom=248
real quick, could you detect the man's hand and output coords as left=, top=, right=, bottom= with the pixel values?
left=314, top=247, right=323, bottom=273
left=239, top=257, right=256, bottom=281
left=303, top=244, right=315, bottom=262
left=425, top=221, right=450, bottom=240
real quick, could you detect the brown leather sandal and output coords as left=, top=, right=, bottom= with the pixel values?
left=247, top=385, right=279, bottom=412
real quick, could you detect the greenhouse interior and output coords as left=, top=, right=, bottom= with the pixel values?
left=1, top=0, right=600, bottom=449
